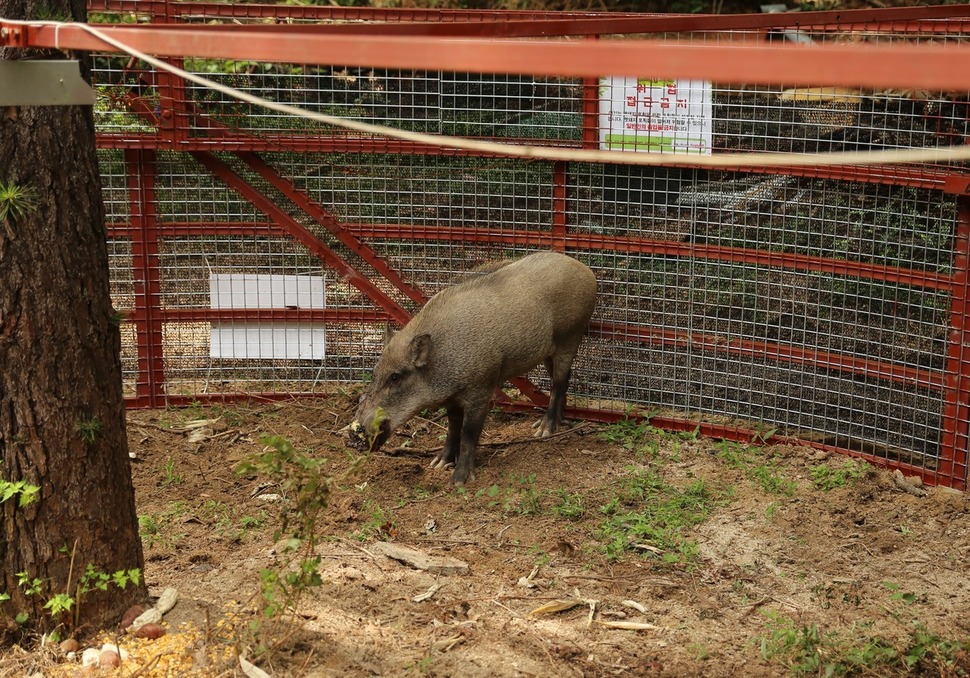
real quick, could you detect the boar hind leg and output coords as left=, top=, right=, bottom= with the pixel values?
left=535, top=352, right=576, bottom=438
left=431, top=406, right=463, bottom=471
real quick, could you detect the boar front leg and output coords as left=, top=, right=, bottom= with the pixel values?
left=451, top=399, right=489, bottom=486
left=430, top=405, right=463, bottom=471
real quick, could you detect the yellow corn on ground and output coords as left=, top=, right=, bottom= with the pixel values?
left=43, top=613, right=248, bottom=677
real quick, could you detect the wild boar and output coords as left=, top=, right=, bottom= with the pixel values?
left=349, top=251, right=597, bottom=485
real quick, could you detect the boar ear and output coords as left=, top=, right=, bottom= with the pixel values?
left=382, top=322, right=396, bottom=346
left=409, top=333, right=432, bottom=369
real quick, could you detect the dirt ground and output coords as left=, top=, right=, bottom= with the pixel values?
left=9, top=386, right=970, bottom=677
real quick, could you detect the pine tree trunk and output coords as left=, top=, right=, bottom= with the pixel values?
left=0, top=0, right=146, bottom=635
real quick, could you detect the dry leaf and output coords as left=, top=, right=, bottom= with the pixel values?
left=529, top=599, right=584, bottom=616
left=430, top=635, right=463, bottom=652
left=593, top=619, right=662, bottom=631
left=620, top=600, right=647, bottom=613
left=240, top=653, right=272, bottom=678
left=412, top=582, right=444, bottom=603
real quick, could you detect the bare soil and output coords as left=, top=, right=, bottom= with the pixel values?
left=9, top=386, right=970, bottom=676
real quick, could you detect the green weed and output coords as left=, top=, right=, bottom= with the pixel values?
left=717, top=441, right=796, bottom=496
left=759, top=610, right=969, bottom=676
left=552, top=489, right=586, bottom=521
left=596, top=466, right=726, bottom=563
left=160, top=457, right=183, bottom=486
left=75, top=415, right=103, bottom=444
left=352, top=500, right=395, bottom=541
left=0, top=181, right=37, bottom=223
left=0, top=461, right=40, bottom=507
left=809, top=460, right=871, bottom=491
left=598, top=413, right=658, bottom=454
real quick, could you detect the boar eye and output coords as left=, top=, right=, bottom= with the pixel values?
left=389, top=372, right=402, bottom=383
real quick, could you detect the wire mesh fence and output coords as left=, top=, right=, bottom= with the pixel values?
left=85, top=3, right=970, bottom=488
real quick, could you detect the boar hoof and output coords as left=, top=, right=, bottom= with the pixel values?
left=533, top=420, right=555, bottom=438
left=430, top=455, right=454, bottom=471
left=451, top=469, right=476, bottom=486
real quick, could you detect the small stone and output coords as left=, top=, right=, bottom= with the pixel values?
left=59, top=638, right=80, bottom=655
left=119, top=604, right=145, bottom=631
left=99, top=649, right=120, bottom=668
left=81, top=647, right=100, bottom=668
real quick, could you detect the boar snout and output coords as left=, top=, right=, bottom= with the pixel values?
left=347, top=407, right=392, bottom=453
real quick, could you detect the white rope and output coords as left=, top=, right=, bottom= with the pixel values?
left=12, top=18, right=970, bottom=168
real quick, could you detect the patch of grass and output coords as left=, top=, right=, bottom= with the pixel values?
left=138, top=501, right=189, bottom=550
left=598, top=413, right=659, bottom=456
left=199, top=499, right=235, bottom=533
left=509, top=473, right=542, bottom=516
left=759, top=610, right=970, bottom=676
left=595, top=465, right=727, bottom=564
left=138, top=514, right=181, bottom=550
left=808, top=460, right=871, bottom=491
left=352, top=500, right=395, bottom=541
left=716, top=441, right=797, bottom=496
left=240, top=512, right=268, bottom=530
left=159, top=456, right=184, bottom=486
left=552, top=489, right=586, bottom=521
left=474, top=474, right=545, bottom=517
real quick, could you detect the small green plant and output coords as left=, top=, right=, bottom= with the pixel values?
left=598, top=412, right=657, bottom=453
left=235, top=434, right=355, bottom=658
left=75, top=415, right=103, bottom=444
left=751, top=422, right=779, bottom=445
left=717, top=441, right=796, bottom=496
left=509, top=473, right=542, bottom=516
left=809, top=460, right=871, bottom=491
left=352, top=500, right=395, bottom=541
left=0, top=181, right=38, bottom=223
left=240, top=513, right=268, bottom=530
left=759, top=610, right=969, bottom=676
left=17, top=572, right=42, bottom=597
left=11, top=562, right=141, bottom=630
left=552, top=489, right=586, bottom=520
left=160, top=457, right=184, bottom=486
left=596, top=466, right=726, bottom=564
left=882, top=581, right=921, bottom=606
left=0, top=461, right=40, bottom=507
left=138, top=509, right=185, bottom=550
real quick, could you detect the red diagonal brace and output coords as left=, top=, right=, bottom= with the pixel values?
left=236, top=151, right=428, bottom=307
left=191, top=150, right=413, bottom=326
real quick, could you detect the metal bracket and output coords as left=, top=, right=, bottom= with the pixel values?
left=0, top=60, right=96, bottom=106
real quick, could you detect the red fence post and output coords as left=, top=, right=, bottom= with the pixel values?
left=125, top=149, right=166, bottom=407
left=940, top=192, right=970, bottom=490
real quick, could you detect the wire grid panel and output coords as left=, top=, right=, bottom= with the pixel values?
left=178, top=64, right=583, bottom=143
left=91, top=11, right=970, bottom=487
left=268, top=152, right=554, bottom=231
left=569, top=162, right=953, bottom=460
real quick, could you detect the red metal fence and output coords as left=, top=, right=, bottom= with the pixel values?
left=5, top=2, right=970, bottom=488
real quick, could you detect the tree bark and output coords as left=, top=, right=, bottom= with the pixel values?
left=0, top=0, right=146, bottom=636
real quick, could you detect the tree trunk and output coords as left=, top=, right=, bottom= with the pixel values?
left=0, top=0, right=146, bottom=636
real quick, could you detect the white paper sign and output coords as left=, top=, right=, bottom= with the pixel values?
left=209, top=274, right=326, bottom=360
left=599, top=77, right=713, bottom=154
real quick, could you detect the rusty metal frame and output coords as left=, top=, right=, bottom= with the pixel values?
left=5, top=21, right=970, bottom=92
left=12, top=2, right=970, bottom=487
left=125, top=148, right=166, bottom=408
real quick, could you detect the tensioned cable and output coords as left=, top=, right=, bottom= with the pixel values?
left=13, top=18, right=970, bottom=168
